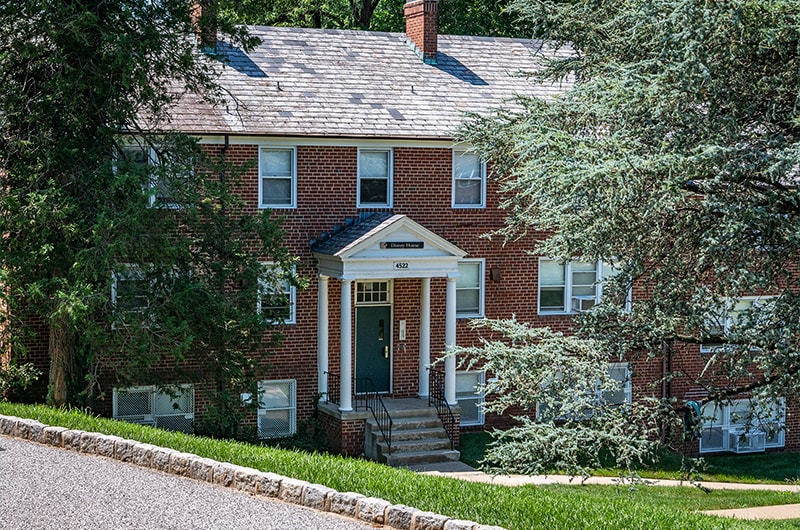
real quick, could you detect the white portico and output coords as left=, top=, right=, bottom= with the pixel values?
left=312, top=213, right=466, bottom=412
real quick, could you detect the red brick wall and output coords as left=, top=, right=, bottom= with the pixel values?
left=15, top=140, right=799, bottom=456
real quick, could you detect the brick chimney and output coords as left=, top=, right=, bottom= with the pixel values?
left=404, top=0, right=438, bottom=64
left=190, top=0, right=217, bottom=51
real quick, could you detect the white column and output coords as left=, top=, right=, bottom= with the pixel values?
left=317, top=275, right=329, bottom=397
left=445, top=274, right=458, bottom=405
left=418, top=277, right=431, bottom=398
left=339, top=278, right=353, bottom=412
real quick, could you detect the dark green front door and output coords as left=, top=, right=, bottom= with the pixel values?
left=355, top=305, right=391, bottom=393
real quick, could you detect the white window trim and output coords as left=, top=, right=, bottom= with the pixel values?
left=258, top=263, right=296, bottom=325
left=355, top=280, right=393, bottom=306
left=259, top=146, right=297, bottom=209
left=357, top=148, right=393, bottom=208
left=700, top=296, right=774, bottom=353
left=456, top=259, right=485, bottom=318
left=451, top=149, right=487, bottom=209
left=456, top=370, right=485, bottom=426
left=112, top=384, right=194, bottom=430
left=538, top=258, right=610, bottom=315
left=699, top=398, right=785, bottom=454
left=257, top=379, right=297, bottom=439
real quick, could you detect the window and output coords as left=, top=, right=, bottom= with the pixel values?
left=258, top=379, right=297, bottom=439
left=113, top=385, right=194, bottom=433
left=356, top=281, right=389, bottom=304
left=259, top=147, right=296, bottom=208
left=112, top=265, right=150, bottom=327
left=452, top=150, right=486, bottom=208
left=119, top=144, right=189, bottom=209
left=537, top=363, right=631, bottom=420
left=358, top=149, right=392, bottom=207
left=700, top=398, right=785, bottom=454
left=701, top=297, right=773, bottom=353
left=456, top=371, right=485, bottom=426
left=456, top=260, right=484, bottom=318
left=539, top=259, right=616, bottom=314
left=258, top=264, right=296, bottom=324
left=602, top=363, right=632, bottom=407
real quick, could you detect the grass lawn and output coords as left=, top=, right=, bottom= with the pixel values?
left=2, top=403, right=799, bottom=530
left=461, top=430, right=800, bottom=485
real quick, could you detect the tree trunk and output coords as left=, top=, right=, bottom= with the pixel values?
left=48, top=315, right=74, bottom=407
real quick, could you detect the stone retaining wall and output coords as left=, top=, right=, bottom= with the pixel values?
left=0, top=415, right=504, bottom=530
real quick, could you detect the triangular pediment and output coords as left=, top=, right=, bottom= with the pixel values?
left=312, top=214, right=466, bottom=279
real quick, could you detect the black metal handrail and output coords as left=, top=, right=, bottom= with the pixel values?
left=324, top=373, right=393, bottom=453
left=428, top=368, right=456, bottom=450
left=325, top=371, right=341, bottom=406
left=357, top=378, right=393, bottom=454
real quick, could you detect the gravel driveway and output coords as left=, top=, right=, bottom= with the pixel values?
left=0, top=435, right=376, bottom=530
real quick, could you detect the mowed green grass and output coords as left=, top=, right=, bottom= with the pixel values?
left=2, top=403, right=799, bottom=530
left=461, top=431, right=800, bottom=485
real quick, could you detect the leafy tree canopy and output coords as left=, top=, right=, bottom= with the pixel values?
left=0, top=0, right=298, bottom=438
left=219, top=0, right=531, bottom=37
left=457, top=0, right=800, bottom=474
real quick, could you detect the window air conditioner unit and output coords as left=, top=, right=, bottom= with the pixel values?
left=571, top=296, right=596, bottom=312
left=728, top=429, right=766, bottom=454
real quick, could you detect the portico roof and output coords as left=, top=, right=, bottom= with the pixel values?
left=312, top=213, right=466, bottom=279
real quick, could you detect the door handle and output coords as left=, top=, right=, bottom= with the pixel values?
left=383, top=346, right=389, bottom=358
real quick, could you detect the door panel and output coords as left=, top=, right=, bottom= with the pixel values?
left=355, top=306, right=391, bottom=393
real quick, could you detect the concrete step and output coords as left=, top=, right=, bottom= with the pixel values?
left=389, top=427, right=449, bottom=442
left=378, top=437, right=453, bottom=454
left=368, top=417, right=444, bottom=431
left=384, top=449, right=461, bottom=467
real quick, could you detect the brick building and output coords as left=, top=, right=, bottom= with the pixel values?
left=12, top=0, right=797, bottom=463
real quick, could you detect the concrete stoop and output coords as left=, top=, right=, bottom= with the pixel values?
left=367, top=407, right=460, bottom=468
left=0, top=414, right=502, bottom=530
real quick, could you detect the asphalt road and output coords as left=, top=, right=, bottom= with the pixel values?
left=0, top=435, right=376, bottom=530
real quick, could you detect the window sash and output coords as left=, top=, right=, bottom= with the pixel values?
left=259, top=263, right=296, bottom=324
left=456, top=260, right=484, bottom=317
left=452, top=150, right=485, bottom=207
left=358, top=149, right=392, bottom=207
left=260, top=147, right=296, bottom=208
left=699, top=398, right=786, bottom=453
left=258, top=379, right=297, bottom=439
left=538, top=259, right=602, bottom=314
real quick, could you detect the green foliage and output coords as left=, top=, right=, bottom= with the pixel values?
left=458, top=0, right=800, bottom=473
left=0, top=362, right=41, bottom=399
left=3, top=403, right=799, bottom=530
left=220, top=0, right=531, bottom=36
left=0, top=1, right=298, bottom=436
left=454, top=319, right=665, bottom=477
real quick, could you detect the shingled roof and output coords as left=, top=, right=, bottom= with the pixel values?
left=167, top=26, right=571, bottom=140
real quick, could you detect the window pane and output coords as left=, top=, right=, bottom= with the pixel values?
left=540, top=287, right=565, bottom=310
left=701, top=427, right=725, bottom=451
left=259, top=409, right=291, bottom=438
left=540, top=261, right=565, bottom=286
left=360, top=151, right=389, bottom=178
left=154, top=388, right=191, bottom=415
left=260, top=381, right=292, bottom=408
left=453, top=152, right=481, bottom=179
left=456, top=290, right=480, bottom=314
left=262, top=178, right=292, bottom=205
left=360, top=178, right=388, bottom=204
left=454, top=179, right=482, bottom=205
left=457, top=263, right=480, bottom=288
left=116, top=390, right=151, bottom=417
left=262, top=149, right=292, bottom=177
